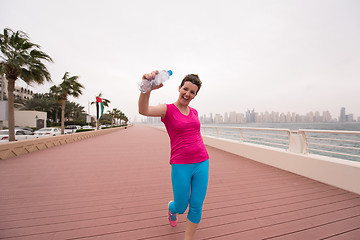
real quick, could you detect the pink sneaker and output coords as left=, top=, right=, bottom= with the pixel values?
left=168, top=201, right=177, bottom=227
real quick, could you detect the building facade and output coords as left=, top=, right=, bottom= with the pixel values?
left=0, top=75, right=34, bottom=100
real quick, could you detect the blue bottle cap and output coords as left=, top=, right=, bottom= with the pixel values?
left=167, top=70, right=173, bottom=76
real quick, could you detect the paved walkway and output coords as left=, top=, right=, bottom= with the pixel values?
left=0, top=125, right=359, bottom=240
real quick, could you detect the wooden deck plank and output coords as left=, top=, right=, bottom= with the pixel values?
left=0, top=125, right=359, bottom=240
left=321, top=227, right=360, bottom=240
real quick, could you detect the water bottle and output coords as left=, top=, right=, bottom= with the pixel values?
left=138, top=70, right=173, bottom=93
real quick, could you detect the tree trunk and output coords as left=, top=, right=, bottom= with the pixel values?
left=7, top=78, right=16, bottom=142
left=61, top=99, right=66, bottom=134
left=56, top=109, right=59, bottom=123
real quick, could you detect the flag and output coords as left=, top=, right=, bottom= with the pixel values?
left=96, top=97, right=104, bottom=120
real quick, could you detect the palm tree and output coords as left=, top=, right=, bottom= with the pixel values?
left=0, top=28, right=53, bottom=141
left=50, top=72, right=84, bottom=134
left=91, top=92, right=110, bottom=129
left=122, top=115, right=129, bottom=125
left=66, top=102, right=86, bottom=121
left=107, top=109, right=115, bottom=127
left=17, top=93, right=60, bottom=122
left=119, top=111, right=129, bottom=125
left=118, top=111, right=124, bottom=125
left=108, top=108, right=122, bottom=127
left=113, top=108, right=122, bottom=126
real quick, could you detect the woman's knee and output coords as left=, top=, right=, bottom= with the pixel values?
left=177, top=204, right=188, bottom=214
left=187, top=205, right=203, bottom=224
left=174, top=201, right=188, bottom=214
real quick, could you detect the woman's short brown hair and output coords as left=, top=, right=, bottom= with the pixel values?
left=180, top=74, right=202, bottom=94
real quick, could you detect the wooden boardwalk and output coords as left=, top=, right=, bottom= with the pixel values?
left=0, top=125, right=359, bottom=240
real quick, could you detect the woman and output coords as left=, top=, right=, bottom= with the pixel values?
left=138, top=70, right=209, bottom=240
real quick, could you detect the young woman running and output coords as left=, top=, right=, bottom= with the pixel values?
left=138, top=71, right=209, bottom=240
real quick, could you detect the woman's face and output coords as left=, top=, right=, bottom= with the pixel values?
left=178, top=81, right=199, bottom=105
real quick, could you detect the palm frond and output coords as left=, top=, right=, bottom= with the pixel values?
left=30, top=49, right=53, bottom=63
left=51, top=72, right=84, bottom=100
left=0, top=28, right=52, bottom=83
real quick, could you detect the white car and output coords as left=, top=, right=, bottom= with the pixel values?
left=0, top=128, right=36, bottom=142
left=64, top=125, right=82, bottom=134
left=34, top=127, right=61, bottom=137
left=81, top=125, right=94, bottom=129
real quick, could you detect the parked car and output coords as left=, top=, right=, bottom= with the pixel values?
left=81, top=125, right=94, bottom=129
left=34, top=127, right=61, bottom=137
left=0, top=128, right=36, bottom=142
left=64, top=125, right=82, bottom=134
left=18, top=127, right=35, bottom=133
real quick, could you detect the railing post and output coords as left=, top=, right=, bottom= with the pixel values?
left=300, top=130, right=309, bottom=154
left=286, top=130, right=291, bottom=149
left=239, top=128, right=244, bottom=142
left=288, top=130, right=307, bottom=154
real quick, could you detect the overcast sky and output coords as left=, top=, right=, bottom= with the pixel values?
left=1, top=0, right=359, bottom=122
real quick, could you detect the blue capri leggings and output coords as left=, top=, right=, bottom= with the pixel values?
left=169, top=159, right=209, bottom=224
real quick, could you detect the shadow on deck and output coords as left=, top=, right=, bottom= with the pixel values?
left=0, top=125, right=359, bottom=240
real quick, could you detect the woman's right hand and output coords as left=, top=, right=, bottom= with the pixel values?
left=142, top=70, right=159, bottom=81
left=142, top=70, right=163, bottom=91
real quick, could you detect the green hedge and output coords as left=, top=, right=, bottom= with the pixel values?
left=76, top=129, right=95, bottom=133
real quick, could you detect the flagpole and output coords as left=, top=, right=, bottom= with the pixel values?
left=96, top=97, right=103, bottom=130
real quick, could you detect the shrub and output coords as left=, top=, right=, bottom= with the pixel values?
left=76, top=129, right=95, bottom=133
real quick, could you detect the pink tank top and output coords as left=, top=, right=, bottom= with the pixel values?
left=161, top=104, right=209, bottom=164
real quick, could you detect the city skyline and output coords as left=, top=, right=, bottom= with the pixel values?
left=200, top=107, right=357, bottom=124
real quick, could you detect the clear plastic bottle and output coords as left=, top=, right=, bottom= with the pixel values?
left=138, top=70, right=173, bottom=93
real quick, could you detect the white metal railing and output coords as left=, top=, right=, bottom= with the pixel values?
left=201, top=126, right=360, bottom=162
left=299, top=129, right=360, bottom=161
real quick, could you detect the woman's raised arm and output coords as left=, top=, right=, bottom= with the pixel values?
left=138, top=70, right=167, bottom=118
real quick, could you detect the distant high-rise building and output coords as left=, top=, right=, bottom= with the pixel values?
left=279, top=113, right=286, bottom=123
left=214, top=114, right=223, bottom=124
left=224, top=112, right=229, bottom=123
left=263, top=112, right=268, bottom=122
left=272, top=111, right=279, bottom=123
left=347, top=114, right=354, bottom=122
left=338, top=107, right=355, bottom=122
left=229, top=112, right=237, bottom=123
left=315, top=111, right=322, bottom=122
left=323, top=111, right=332, bottom=122
left=339, top=107, right=346, bottom=122
left=286, top=112, right=292, bottom=123
left=306, top=112, right=314, bottom=122
left=246, top=109, right=256, bottom=123
left=146, top=116, right=161, bottom=124
left=237, top=113, right=246, bottom=123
